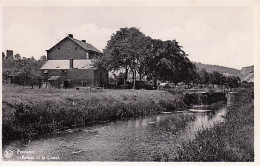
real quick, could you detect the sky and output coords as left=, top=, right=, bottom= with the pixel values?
left=2, top=5, right=256, bottom=70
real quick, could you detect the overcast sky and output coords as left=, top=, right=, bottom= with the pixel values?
left=2, top=5, right=256, bottom=69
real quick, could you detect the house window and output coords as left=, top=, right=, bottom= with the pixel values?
left=82, top=81, right=87, bottom=87
left=44, top=70, right=48, bottom=74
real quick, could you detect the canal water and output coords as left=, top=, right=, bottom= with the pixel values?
left=3, top=102, right=226, bottom=161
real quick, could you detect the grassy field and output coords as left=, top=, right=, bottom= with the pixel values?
left=173, top=88, right=254, bottom=161
left=2, top=85, right=186, bottom=144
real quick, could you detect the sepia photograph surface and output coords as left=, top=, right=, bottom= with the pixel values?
left=0, top=1, right=259, bottom=164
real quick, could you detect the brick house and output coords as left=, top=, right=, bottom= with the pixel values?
left=40, top=34, right=107, bottom=88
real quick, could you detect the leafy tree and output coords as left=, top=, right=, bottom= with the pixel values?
left=96, top=27, right=196, bottom=89
left=96, top=27, right=148, bottom=89
left=178, top=55, right=196, bottom=88
left=225, top=76, right=241, bottom=88
left=29, top=69, right=40, bottom=88
left=2, top=68, right=13, bottom=83
left=37, top=55, right=47, bottom=68
left=192, top=70, right=201, bottom=86
left=13, top=61, right=40, bottom=88
left=196, top=69, right=242, bottom=89
left=3, top=55, right=15, bottom=69
left=219, top=73, right=227, bottom=85
left=144, top=39, right=195, bottom=87
left=14, top=54, right=21, bottom=60
left=2, top=52, right=43, bottom=88
left=198, top=69, right=210, bottom=85
left=40, top=55, right=47, bottom=61
left=2, top=52, right=5, bottom=60
left=208, top=71, right=223, bottom=87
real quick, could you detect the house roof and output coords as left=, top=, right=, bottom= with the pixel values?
left=47, top=36, right=102, bottom=54
left=69, top=37, right=102, bottom=54
left=40, top=60, right=96, bottom=70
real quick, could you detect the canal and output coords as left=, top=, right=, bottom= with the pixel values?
left=3, top=102, right=226, bottom=161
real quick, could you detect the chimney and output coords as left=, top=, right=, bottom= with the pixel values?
left=70, top=58, right=73, bottom=68
left=82, top=40, right=86, bottom=42
left=68, top=34, right=73, bottom=38
left=6, top=50, right=14, bottom=59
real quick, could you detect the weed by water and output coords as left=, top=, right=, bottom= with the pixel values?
left=173, top=88, right=254, bottom=161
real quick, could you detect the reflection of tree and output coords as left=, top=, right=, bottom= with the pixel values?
left=165, top=114, right=197, bottom=133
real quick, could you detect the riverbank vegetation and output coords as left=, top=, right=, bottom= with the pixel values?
left=2, top=85, right=186, bottom=145
left=173, top=88, right=254, bottom=161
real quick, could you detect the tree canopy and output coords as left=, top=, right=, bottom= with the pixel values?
left=95, top=27, right=149, bottom=88
left=95, top=27, right=196, bottom=88
left=143, top=39, right=194, bottom=86
left=2, top=54, right=47, bottom=88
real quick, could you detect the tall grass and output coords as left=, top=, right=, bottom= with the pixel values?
left=2, top=85, right=186, bottom=144
left=173, top=88, right=254, bottom=161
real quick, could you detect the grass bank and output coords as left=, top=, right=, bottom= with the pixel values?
left=2, top=85, right=186, bottom=145
left=173, top=88, right=254, bottom=161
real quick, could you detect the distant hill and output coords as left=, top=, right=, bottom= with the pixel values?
left=193, top=62, right=239, bottom=76
left=239, top=65, right=254, bottom=82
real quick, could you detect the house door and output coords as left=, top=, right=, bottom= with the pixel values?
left=64, top=80, right=69, bottom=89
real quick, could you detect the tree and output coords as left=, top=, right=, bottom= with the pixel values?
left=198, top=69, right=209, bottom=85
left=2, top=51, right=47, bottom=88
left=96, top=27, right=195, bottom=89
left=40, top=55, right=47, bottom=61
left=95, top=27, right=148, bottom=89
left=219, top=74, right=227, bottom=85
left=225, top=76, right=241, bottom=88
left=144, top=39, right=195, bottom=87
left=2, top=52, right=5, bottom=60
left=208, top=71, right=223, bottom=87
left=3, top=55, right=15, bottom=69
left=192, top=70, right=201, bottom=86
left=13, top=61, right=40, bottom=88
left=37, top=55, right=47, bottom=68
left=14, top=54, right=21, bottom=60
left=29, top=69, right=40, bottom=88
left=2, top=68, right=13, bottom=83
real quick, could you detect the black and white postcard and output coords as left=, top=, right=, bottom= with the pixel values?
left=0, top=1, right=259, bottom=165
